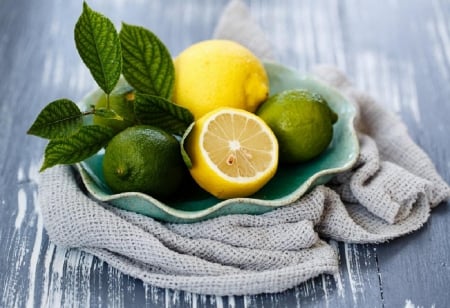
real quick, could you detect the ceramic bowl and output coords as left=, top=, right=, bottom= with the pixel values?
left=75, top=61, right=359, bottom=223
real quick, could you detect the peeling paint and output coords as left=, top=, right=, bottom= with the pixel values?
left=15, top=188, right=27, bottom=230
left=25, top=208, right=43, bottom=308
left=403, top=299, right=437, bottom=308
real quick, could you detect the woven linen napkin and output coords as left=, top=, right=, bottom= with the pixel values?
left=38, top=0, right=450, bottom=296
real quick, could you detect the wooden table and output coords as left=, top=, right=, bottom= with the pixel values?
left=1, top=0, right=449, bottom=307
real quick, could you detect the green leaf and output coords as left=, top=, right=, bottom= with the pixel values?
left=40, top=125, right=115, bottom=172
left=134, top=93, right=194, bottom=135
left=27, top=99, right=83, bottom=139
left=94, top=107, right=124, bottom=121
left=180, top=122, right=194, bottom=168
left=75, top=2, right=122, bottom=94
left=120, top=23, right=174, bottom=98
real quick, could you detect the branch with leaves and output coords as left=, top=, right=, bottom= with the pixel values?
left=27, top=2, right=193, bottom=172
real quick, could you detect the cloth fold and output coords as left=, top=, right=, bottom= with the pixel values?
left=38, top=0, right=449, bottom=296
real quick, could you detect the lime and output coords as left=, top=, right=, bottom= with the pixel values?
left=172, top=40, right=269, bottom=119
left=102, top=125, right=185, bottom=197
left=256, top=89, right=338, bottom=163
left=93, top=79, right=136, bottom=133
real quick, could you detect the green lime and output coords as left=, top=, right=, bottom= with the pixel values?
left=256, top=89, right=338, bottom=163
left=102, top=125, right=185, bottom=197
left=93, top=79, right=136, bottom=133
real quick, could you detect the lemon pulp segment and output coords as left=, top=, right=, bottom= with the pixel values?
left=202, top=111, right=276, bottom=181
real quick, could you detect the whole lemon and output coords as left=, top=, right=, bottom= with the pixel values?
left=172, top=40, right=269, bottom=119
left=102, top=125, right=185, bottom=198
left=256, top=89, right=338, bottom=163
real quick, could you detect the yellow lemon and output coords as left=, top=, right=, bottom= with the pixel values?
left=185, top=107, right=278, bottom=199
left=172, top=40, right=269, bottom=119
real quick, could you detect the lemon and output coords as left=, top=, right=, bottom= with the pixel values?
left=93, top=79, right=136, bottom=133
left=102, top=125, right=185, bottom=197
left=256, top=89, right=338, bottom=163
left=172, top=40, right=269, bottom=119
left=185, top=107, right=278, bottom=199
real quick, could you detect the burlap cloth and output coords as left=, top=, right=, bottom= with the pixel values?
left=38, top=0, right=450, bottom=296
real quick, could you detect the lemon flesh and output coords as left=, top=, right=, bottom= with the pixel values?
left=172, top=40, right=269, bottom=120
left=257, top=89, right=338, bottom=163
left=185, top=107, right=278, bottom=199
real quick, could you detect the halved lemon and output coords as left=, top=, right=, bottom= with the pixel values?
left=185, top=107, right=279, bottom=199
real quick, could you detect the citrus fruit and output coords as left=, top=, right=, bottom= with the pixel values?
left=93, top=79, right=136, bottom=133
left=172, top=40, right=269, bottom=119
left=102, top=125, right=185, bottom=197
left=184, top=107, right=278, bottom=199
left=256, top=89, right=338, bottom=163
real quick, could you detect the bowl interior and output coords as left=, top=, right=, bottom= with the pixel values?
left=77, top=61, right=359, bottom=222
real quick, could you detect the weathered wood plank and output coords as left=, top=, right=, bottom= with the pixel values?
left=336, top=1, right=450, bottom=307
left=1, top=0, right=448, bottom=307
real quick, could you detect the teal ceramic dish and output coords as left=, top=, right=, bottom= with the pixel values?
left=75, top=61, right=359, bottom=223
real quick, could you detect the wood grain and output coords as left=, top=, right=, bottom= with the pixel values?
left=0, top=0, right=448, bottom=307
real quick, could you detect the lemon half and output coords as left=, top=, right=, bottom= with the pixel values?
left=185, top=107, right=278, bottom=199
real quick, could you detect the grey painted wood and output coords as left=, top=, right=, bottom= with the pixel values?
left=0, top=0, right=448, bottom=307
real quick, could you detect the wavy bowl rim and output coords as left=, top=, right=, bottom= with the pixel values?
left=75, top=67, right=359, bottom=221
